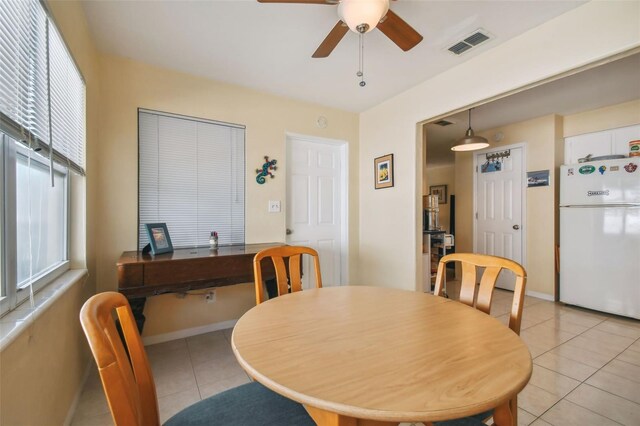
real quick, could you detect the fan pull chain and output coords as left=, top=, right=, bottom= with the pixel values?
left=357, top=32, right=365, bottom=87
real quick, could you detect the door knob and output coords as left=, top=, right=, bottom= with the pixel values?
left=286, top=228, right=293, bottom=235
left=513, top=225, right=520, bottom=230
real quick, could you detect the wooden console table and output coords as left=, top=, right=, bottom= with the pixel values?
left=117, top=242, right=285, bottom=331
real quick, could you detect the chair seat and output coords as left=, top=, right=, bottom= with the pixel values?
left=434, top=417, right=486, bottom=426
left=164, top=381, right=315, bottom=426
left=435, top=409, right=493, bottom=425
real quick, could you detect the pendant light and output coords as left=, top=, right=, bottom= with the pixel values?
left=451, top=109, right=490, bottom=152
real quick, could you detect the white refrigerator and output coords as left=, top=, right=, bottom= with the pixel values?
left=560, top=158, right=640, bottom=319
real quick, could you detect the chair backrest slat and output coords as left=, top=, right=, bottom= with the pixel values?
left=434, top=253, right=527, bottom=334
left=80, top=292, right=160, bottom=426
left=458, top=262, right=477, bottom=307
left=272, top=256, right=290, bottom=297
left=253, top=246, right=322, bottom=304
left=288, top=254, right=303, bottom=293
left=476, top=266, right=502, bottom=314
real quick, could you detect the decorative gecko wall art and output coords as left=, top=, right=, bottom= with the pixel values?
left=256, top=156, right=277, bottom=184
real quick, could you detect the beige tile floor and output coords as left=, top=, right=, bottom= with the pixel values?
left=71, top=286, right=640, bottom=426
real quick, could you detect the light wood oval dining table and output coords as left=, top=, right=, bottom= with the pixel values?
left=231, top=286, right=532, bottom=426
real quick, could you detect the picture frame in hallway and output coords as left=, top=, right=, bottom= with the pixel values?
left=374, top=154, right=394, bottom=189
left=527, top=170, right=550, bottom=187
left=430, top=185, right=447, bottom=204
left=144, top=223, right=174, bottom=255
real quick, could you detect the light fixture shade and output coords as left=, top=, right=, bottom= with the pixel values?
left=451, top=128, right=490, bottom=151
left=451, top=109, right=490, bottom=152
left=338, top=0, right=389, bottom=33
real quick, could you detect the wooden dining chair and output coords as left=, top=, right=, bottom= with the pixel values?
left=434, top=253, right=527, bottom=334
left=253, top=245, right=322, bottom=305
left=80, top=292, right=314, bottom=426
left=433, top=253, right=527, bottom=426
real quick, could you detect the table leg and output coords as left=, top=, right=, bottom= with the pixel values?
left=492, top=400, right=514, bottom=426
left=510, top=396, right=518, bottom=426
left=304, top=405, right=398, bottom=426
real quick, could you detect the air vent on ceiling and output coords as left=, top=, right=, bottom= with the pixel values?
left=448, top=29, right=491, bottom=55
left=433, top=120, right=454, bottom=127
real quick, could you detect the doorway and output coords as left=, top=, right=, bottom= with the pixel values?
left=286, top=134, right=348, bottom=288
left=473, top=144, right=526, bottom=290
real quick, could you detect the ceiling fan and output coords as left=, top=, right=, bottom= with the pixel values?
left=257, top=0, right=423, bottom=58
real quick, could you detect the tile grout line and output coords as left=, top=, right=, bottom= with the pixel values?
left=528, top=312, right=607, bottom=380
left=556, top=383, right=627, bottom=426
left=533, top=396, right=625, bottom=426
left=221, top=328, right=253, bottom=381
left=572, top=334, right=640, bottom=407
left=521, top=310, right=614, bottom=425
left=185, top=337, right=206, bottom=402
left=530, top=327, right=639, bottom=426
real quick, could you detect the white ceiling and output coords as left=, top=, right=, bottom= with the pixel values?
left=425, top=53, right=640, bottom=167
left=81, top=0, right=585, bottom=112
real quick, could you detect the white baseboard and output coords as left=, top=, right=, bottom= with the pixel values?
left=526, top=290, right=555, bottom=301
left=142, top=319, right=238, bottom=346
left=64, top=359, right=93, bottom=426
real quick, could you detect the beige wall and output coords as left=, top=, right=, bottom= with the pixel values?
left=96, top=54, right=359, bottom=337
left=564, top=99, right=640, bottom=137
left=0, top=276, right=93, bottom=426
left=455, top=115, right=561, bottom=297
left=423, top=165, right=455, bottom=234
left=359, top=1, right=640, bottom=292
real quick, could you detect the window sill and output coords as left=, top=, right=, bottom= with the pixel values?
left=0, top=269, right=88, bottom=351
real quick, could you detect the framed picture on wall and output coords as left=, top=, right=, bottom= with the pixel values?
left=144, top=223, right=174, bottom=255
left=429, top=184, right=447, bottom=204
left=374, top=154, right=394, bottom=189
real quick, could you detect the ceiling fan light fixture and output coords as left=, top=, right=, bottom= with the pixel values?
left=451, top=109, right=490, bottom=152
left=338, top=0, right=389, bottom=34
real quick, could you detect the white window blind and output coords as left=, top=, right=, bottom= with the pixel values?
left=0, top=0, right=85, bottom=175
left=138, top=110, right=245, bottom=249
left=0, top=0, right=49, bottom=144
left=49, top=21, right=85, bottom=171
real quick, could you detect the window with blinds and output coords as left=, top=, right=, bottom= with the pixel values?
left=0, top=0, right=82, bottom=315
left=138, top=110, right=245, bottom=249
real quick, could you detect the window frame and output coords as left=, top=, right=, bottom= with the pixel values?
left=0, top=0, right=84, bottom=317
left=0, top=134, right=70, bottom=316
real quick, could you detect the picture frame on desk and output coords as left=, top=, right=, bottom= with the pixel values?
left=144, top=223, right=174, bottom=255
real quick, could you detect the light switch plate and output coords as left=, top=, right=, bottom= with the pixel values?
left=268, top=200, right=281, bottom=213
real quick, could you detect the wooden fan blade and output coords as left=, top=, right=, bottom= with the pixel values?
left=312, top=21, right=348, bottom=58
left=257, top=0, right=336, bottom=4
left=377, top=9, right=423, bottom=51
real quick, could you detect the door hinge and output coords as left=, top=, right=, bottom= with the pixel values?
left=475, top=165, right=478, bottom=173
left=475, top=212, right=478, bottom=219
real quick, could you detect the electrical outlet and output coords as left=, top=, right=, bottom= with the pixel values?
left=205, top=290, right=216, bottom=304
left=268, top=200, right=281, bottom=213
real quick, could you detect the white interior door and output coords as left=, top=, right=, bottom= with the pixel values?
left=475, top=146, right=524, bottom=290
left=287, top=136, right=345, bottom=288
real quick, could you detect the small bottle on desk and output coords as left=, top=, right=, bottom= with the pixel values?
left=210, top=231, right=218, bottom=249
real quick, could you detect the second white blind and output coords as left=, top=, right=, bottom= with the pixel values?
left=139, top=112, right=245, bottom=249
